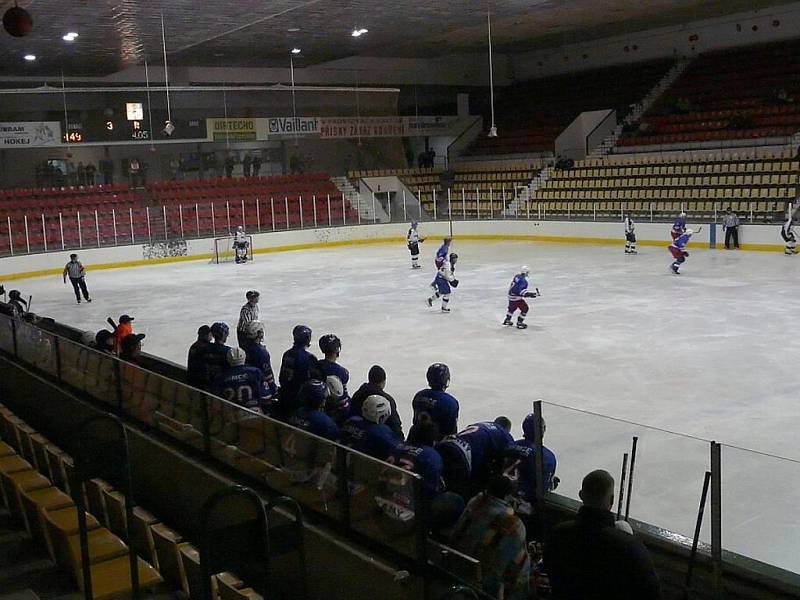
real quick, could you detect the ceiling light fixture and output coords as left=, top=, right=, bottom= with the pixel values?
left=351, top=28, right=368, bottom=37
left=23, top=54, right=36, bottom=61
left=287, top=27, right=300, bottom=32
left=62, top=32, right=78, bottom=42
left=291, top=47, right=301, bottom=54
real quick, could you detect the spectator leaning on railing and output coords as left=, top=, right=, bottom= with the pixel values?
left=544, top=469, right=662, bottom=600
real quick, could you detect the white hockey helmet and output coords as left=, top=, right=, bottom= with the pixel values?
left=325, top=375, right=344, bottom=400
left=362, top=395, right=391, bottom=425
left=244, top=320, right=265, bottom=341
left=227, top=347, right=247, bottom=367
left=520, top=265, right=531, bottom=276
left=237, top=225, right=244, bottom=232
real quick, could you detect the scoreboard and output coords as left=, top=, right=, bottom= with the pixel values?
left=62, top=102, right=207, bottom=143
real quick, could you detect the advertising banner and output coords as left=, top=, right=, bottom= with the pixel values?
left=207, top=118, right=260, bottom=142
left=0, top=122, right=62, bottom=147
left=267, top=117, right=320, bottom=138
left=319, top=117, right=407, bottom=139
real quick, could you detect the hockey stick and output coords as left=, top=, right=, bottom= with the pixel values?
left=624, top=436, right=639, bottom=522
left=616, top=452, right=629, bottom=521
left=682, top=471, right=712, bottom=600
left=26, top=295, right=32, bottom=313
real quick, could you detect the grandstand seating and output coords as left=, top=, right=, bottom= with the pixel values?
left=0, top=404, right=267, bottom=600
left=347, top=167, right=444, bottom=216
left=619, top=41, right=800, bottom=148
left=447, top=161, right=542, bottom=218
left=523, top=151, right=797, bottom=221
left=0, top=174, right=358, bottom=254
left=466, top=60, right=672, bottom=157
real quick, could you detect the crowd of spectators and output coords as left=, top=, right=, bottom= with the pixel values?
left=174, top=289, right=662, bottom=599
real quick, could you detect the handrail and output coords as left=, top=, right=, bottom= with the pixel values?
left=584, top=108, right=616, bottom=155
left=447, top=116, right=483, bottom=166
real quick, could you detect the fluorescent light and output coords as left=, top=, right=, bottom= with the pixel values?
left=351, top=28, right=368, bottom=37
left=287, top=27, right=300, bottom=32
left=24, top=54, right=36, bottom=61
left=291, top=47, right=301, bottom=54
left=63, top=32, right=79, bottom=41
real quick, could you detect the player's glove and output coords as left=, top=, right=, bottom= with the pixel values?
left=524, top=291, right=538, bottom=298
left=450, top=279, right=459, bottom=288
left=551, top=476, right=560, bottom=491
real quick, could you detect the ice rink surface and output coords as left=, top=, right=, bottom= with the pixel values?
left=17, top=239, right=800, bottom=572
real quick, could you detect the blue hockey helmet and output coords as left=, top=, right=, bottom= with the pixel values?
left=426, top=363, right=450, bottom=390
left=522, top=413, right=546, bottom=441
left=298, top=380, right=327, bottom=410
left=292, top=324, right=312, bottom=346
left=319, top=333, right=341, bottom=356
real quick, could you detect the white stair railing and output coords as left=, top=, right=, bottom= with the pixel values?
left=589, top=56, right=694, bottom=158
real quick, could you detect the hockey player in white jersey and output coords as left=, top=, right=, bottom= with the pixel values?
left=233, top=226, right=250, bottom=263
left=406, top=221, right=426, bottom=269
left=782, top=217, right=797, bottom=255
left=427, top=253, right=459, bottom=312
left=624, top=213, right=637, bottom=254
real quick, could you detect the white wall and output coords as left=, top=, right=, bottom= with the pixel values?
left=1, top=220, right=785, bottom=280
left=513, top=3, right=800, bottom=80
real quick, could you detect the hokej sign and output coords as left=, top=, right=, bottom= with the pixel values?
left=0, top=122, right=62, bottom=147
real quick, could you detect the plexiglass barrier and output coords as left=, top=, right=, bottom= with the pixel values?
left=540, top=401, right=712, bottom=545
left=720, top=444, right=800, bottom=574
left=0, top=312, right=424, bottom=562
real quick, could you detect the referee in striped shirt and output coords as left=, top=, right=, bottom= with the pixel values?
left=237, top=290, right=260, bottom=348
left=63, top=253, right=91, bottom=304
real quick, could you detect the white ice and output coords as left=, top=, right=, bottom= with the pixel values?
left=16, top=239, right=800, bottom=573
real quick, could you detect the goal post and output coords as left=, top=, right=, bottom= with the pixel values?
left=212, top=235, right=254, bottom=264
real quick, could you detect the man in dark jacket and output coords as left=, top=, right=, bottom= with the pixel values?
left=544, top=469, right=662, bottom=600
left=350, top=364, right=403, bottom=439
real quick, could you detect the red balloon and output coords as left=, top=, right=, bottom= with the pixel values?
left=3, top=6, right=33, bottom=38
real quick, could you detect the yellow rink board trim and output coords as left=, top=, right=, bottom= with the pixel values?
left=0, top=233, right=786, bottom=281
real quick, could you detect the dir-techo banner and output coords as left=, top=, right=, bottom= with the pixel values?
left=0, top=122, right=62, bottom=147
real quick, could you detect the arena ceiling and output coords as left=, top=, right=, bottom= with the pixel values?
left=0, top=0, right=794, bottom=77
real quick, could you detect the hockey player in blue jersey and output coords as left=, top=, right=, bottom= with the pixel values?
left=287, top=380, right=340, bottom=442
left=435, top=237, right=452, bottom=268
left=211, top=347, right=267, bottom=412
left=340, top=395, right=400, bottom=460
left=671, top=211, right=687, bottom=240
left=277, top=325, right=319, bottom=418
left=198, top=322, right=233, bottom=390
left=436, top=417, right=514, bottom=499
left=503, top=266, right=540, bottom=329
left=427, top=252, right=459, bottom=312
left=317, top=334, right=351, bottom=425
left=669, top=227, right=700, bottom=274
left=412, top=363, right=459, bottom=439
left=241, top=320, right=278, bottom=402
left=503, top=413, right=558, bottom=523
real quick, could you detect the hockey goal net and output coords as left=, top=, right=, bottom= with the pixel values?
left=211, top=235, right=254, bottom=264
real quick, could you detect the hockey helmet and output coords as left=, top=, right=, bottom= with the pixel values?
left=449, top=253, right=459, bottom=265
left=227, top=347, right=247, bottom=367
left=520, top=265, right=531, bottom=276
left=210, top=322, right=229, bottom=340
left=292, top=324, right=312, bottom=346
left=319, top=333, right=342, bottom=356
left=426, top=362, right=451, bottom=390
left=237, top=225, right=244, bottom=232
left=325, top=375, right=344, bottom=400
left=362, top=395, right=392, bottom=425
left=8, top=289, right=21, bottom=300
left=244, top=320, right=265, bottom=341
left=411, top=220, right=418, bottom=229
left=299, top=380, right=327, bottom=410
left=246, top=290, right=260, bottom=302
left=522, top=413, right=547, bottom=441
